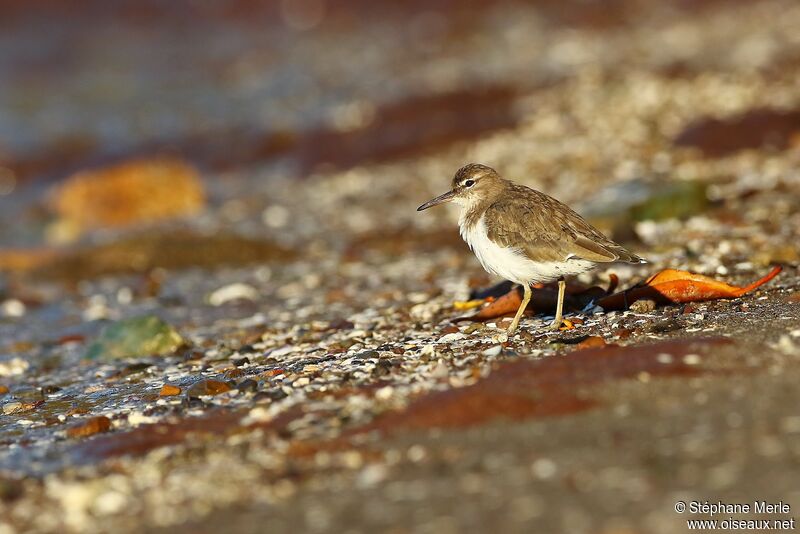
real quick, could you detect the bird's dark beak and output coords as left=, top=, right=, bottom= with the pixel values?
left=417, top=189, right=456, bottom=211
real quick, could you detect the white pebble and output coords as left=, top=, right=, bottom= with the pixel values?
left=482, top=345, right=503, bottom=357
left=531, top=458, right=557, bottom=479
left=208, top=283, right=259, bottom=306
left=656, top=353, right=673, bottom=364
left=438, top=332, right=465, bottom=343
left=683, top=354, right=701, bottom=365
left=0, top=299, right=25, bottom=317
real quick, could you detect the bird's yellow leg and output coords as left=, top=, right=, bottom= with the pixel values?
left=548, top=279, right=569, bottom=331
left=507, top=283, right=531, bottom=333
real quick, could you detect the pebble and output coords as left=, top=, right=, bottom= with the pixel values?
left=656, top=353, right=674, bottom=364
left=438, top=332, right=465, bottom=343
left=482, top=345, right=503, bottom=357
left=531, top=458, right=558, bottom=480
left=683, top=354, right=702, bottom=365
left=2, top=402, right=23, bottom=415
left=208, top=283, right=259, bottom=306
left=410, top=302, right=442, bottom=321
left=630, top=299, right=657, bottom=313
left=85, top=315, right=184, bottom=361
left=66, top=416, right=112, bottom=438
left=0, top=299, right=26, bottom=317
left=241, top=406, right=272, bottom=425
left=491, top=332, right=509, bottom=344
left=237, top=379, right=259, bottom=393
left=430, top=361, right=450, bottom=379
left=186, top=379, right=232, bottom=397
left=292, top=377, right=311, bottom=387
left=576, top=336, right=607, bottom=349
left=159, top=384, right=182, bottom=397
left=375, top=386, right=394, bottom=400
left=0, top=357, right=30, bottom=377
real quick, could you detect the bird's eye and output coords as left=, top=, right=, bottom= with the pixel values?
left=464, top=179, right=475, bottom=187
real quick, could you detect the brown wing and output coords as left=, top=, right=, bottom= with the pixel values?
left=484, top=184, right=645, bottom=264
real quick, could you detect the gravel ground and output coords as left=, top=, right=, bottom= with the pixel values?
left=1, top=1, right=799, bottom=532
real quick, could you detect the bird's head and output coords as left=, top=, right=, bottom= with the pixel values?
left=416, top=163, right=501, bottom=211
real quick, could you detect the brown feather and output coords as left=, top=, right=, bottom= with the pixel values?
left=476, top=181, right=644, bottom=265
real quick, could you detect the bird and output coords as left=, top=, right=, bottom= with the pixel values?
left=417, top=163, right=646, bottom=333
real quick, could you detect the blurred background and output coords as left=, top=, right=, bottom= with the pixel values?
left=2, top=0, right=798, bottom=260
left=2, top=1, right=800, bottom=532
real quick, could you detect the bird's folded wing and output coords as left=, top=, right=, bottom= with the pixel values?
left=485, top=192, right=628, bottom=263
left=570, top=235, right=619, bottom=262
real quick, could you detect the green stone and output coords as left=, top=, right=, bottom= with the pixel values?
left=581, top=179, right=709, bottom=236
left=85, top=316, right=184, bottom=361
left=628, top=181, right=709, bottom=222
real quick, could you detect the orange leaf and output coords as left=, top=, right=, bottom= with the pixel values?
left=597, top=266, right=782, bottom=310
left=465, top=288, right=522, bottom=321
left=456, top=275, right=618, bottom=322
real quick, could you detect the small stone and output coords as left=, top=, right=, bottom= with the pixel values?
left=373, top=359, right=393, bottom=376
left=0, top=385, right=8, bottom=395
left=656, top=353, right=674, bottom=364
left=237, top=379, right=259, bottom=393
left=576, top=336, right=607, bottom=349
left=0, top=357, right=29, bottom=377
left=630, top=299, right=657, bottom=313
left=292, top=377, right=311, bottom=388
left=531, top=458, right=557, bottom=480
left=780, top=416, right=800, bottom=434
left=683, top=354, right=702, bottom=365
left=265, top=388, right=288, bottom=401
left=253, top=391, right=273, bottom=403
left=85, top=315, right=184, bottom=361
left=438, top=332, right=465, bottom=343
left=410, top=301, right=442, bottom=321
left=614, top=328, right=633, bottom=339
left=492, top=332, right=509, bottom=343
left=431, top=360, right=449, bottom=379
left=224, top=368, right=245, bottom=380
left=2, top=402, right=23, bottom=415
left=182, top=397, right=206, bottom=410
left=159, top=384, right=182, bottom=397
left=186, top=379, right=232, bottom=397
left=0, top=299, right=25, bottom=318
left=375, top=386, right=394, bottom=400
left=463, top=324, right=483, bottom=334
left=241, top=406, right=272, bottom=425
left=208, top=283, right=259, bottom=306
left=328, top=318, right=355, bottom=331
left=66, top=416, right=112, bottom=438
left=482, top=345, right=502, bottom=357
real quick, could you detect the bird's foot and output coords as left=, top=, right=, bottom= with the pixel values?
left=505, top=319, right=521, bottom=334
left=547, top=318, right=574, bottom=331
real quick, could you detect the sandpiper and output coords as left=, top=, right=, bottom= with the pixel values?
left=417, top=163, right=646, bottom=333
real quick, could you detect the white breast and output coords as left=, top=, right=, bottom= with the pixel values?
left=459, top=214, right=594, bottom=285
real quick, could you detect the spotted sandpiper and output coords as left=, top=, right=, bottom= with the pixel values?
left=417, top=163, right=646, bottom=333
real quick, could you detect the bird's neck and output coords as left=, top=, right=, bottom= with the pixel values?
left=457, top=194, right=496, bottom=233
left=457, top=180, right=508, bottom=232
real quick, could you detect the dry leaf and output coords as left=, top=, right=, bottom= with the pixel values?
left=453, top=299, right=486, bottom=311
left=457, top=276, right=618, bottom=322
left=597, top=266, right=782, bottom=310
